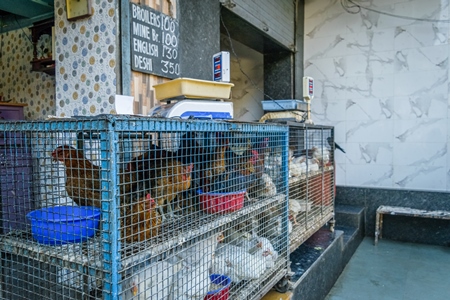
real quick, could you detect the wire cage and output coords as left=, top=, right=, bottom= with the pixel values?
left=0, top=115, right=290, bottom=300
left=284, top=122, right=335, bottom=252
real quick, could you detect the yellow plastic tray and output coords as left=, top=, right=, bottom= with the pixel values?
left=153, top=78, right=234, bottom=101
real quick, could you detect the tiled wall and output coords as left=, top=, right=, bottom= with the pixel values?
left=0, top=29, right=56, bottom=120
left=54, top=0, right=118, bottom=117
left=53, top=0, right=179, bottom=117
left=336, top=186, right=450, bottom=246
left=304, top=0, right=450, bottom=192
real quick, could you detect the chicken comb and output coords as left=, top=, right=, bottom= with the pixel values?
left=146, top=193, right=155, bottom=204
left=185, top=163, right=194, bottom=173
left=250, top=150, right=259, bottom=164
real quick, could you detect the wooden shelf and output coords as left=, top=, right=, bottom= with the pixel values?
left=30, top=19, right=55, bottom=76
left=31, top=57, right=55, bottom=76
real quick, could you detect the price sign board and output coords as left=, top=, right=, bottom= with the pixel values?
left=130, top=3, right=180, bottom=78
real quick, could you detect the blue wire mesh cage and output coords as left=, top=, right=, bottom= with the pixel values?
left=0, top=115, right=290, bottom=300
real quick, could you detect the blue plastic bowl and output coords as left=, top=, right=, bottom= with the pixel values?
left=26, top=206, right=101, bottom=245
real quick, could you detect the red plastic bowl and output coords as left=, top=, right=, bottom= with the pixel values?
left=204, top=274, right=231, bottom=300
left=198, top=190, right=245, bottom=214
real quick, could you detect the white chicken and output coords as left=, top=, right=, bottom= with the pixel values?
left=259, top=173, right=277, bottom=197
left=211, top=243, right=266, bottom=283
left=308, top=158, right=320, bottom=173
left=168, top=232, right=224, bottom=266
left=289, top=198, right=305, bottom=225
left=234, top=232, right=259, bottom=253
left=168, top=262, right=211, bottom=300
left=165, top=232, right=223, bottom=300
left=288, top=146, right=295, bottom=160
left=222, top=216, right=259, bottom=245
left=289, top=155, right=307, bottom=177
left=264, top=215, right=292, bottom=239
left=234, top=234, right=278, bottom=269
left=312, top=147, right=330, bottom=167
left=223, top=228, right=250, bottom=246
left=253, top=236, right=278, bottom=269
left=293, top=155, right=307, bottom=165
left=124, top=260, right=175, bottom=300
left=263, top=218, right=277, bottom=240
left=289, top=162, right=303, bottom=177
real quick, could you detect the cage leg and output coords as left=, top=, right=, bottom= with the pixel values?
left=328, top=219, right=335, bottom=233
left=274, top=275, right=291, bottom=293
left=0, top=252, right=4, bottom=299
left=82, top=268, right=90, bottom=300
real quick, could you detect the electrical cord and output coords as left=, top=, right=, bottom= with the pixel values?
left=14, top=15, right=34, bottom=44
left=341, top=0, right=450, bottom=23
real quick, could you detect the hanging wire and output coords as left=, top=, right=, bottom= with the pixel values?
left=219, top=14, right=274, bottom=100
left=340, top=0, right=361, bottom=14
left=14, top=15, right=34, bottom=44
left=341, top=0, right=450, bottom=23
left=220, top=12, right=307, bottom=122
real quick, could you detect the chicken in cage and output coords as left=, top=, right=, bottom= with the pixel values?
left=284, top=123, right=335, bottom=252
left=0, top=116, right=290, bottom=300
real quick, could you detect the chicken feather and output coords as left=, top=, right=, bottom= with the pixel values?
left=52, top=145, right=137, bottom=207
left=122, top=193, right=162, bottom=243
left=52, top=145, right=161, bottom=243
left=147, top=159, right=194, bottom=221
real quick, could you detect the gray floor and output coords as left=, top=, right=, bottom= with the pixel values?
left=325, top=237, right=450, bottom=300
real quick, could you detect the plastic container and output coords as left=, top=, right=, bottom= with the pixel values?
left=153, top=78, right=234, bottom=101
left=148, top=100, right=233, bottom=119
left=261, top=99, right=308, bottom=111
left=198, top=190, right=245, bottom=214
left=26, top=206, right=101, bottom=245
left=204, top=274, right=232, bottom=300
left=309, top=170, right=334, bottom=206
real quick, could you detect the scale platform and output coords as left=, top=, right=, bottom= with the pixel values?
left=148, top=100, right=233, bottom=120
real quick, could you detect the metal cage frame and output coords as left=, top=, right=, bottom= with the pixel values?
left=0, top=115, right=290, bottom=300
left=282, top=121, right=335, bottom=253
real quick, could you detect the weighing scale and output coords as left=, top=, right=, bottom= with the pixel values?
left=259, top=76, right=314, bottom=124
left=148, top=99, right=233, bottom=119
left=149, top=52, right=234, bottom=120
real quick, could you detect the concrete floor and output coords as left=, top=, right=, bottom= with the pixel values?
left=325, top=237, right=450, bottom=300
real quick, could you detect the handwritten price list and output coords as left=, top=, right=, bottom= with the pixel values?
left=130, top=3, right=180, bottom=78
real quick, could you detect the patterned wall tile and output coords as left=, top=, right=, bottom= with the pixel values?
left=54, top=0, right=118, bottom=117
left=0, top=29, right=56, bottom=120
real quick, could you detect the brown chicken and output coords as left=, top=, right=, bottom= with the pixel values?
left=122, top=193, right=162, bottom=243
left=247, top=137, right=270, bottom=197
left=148, top=159, right=194, bottom=221
left=220, top=137, right=270, bottom=198
left=127, top=132, right=200, bottom=174
left=51, top=145, right=137, bottom=207
left=200, top=136, right=229, bottom=192
left=206, top=138, right=228, bottom=178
